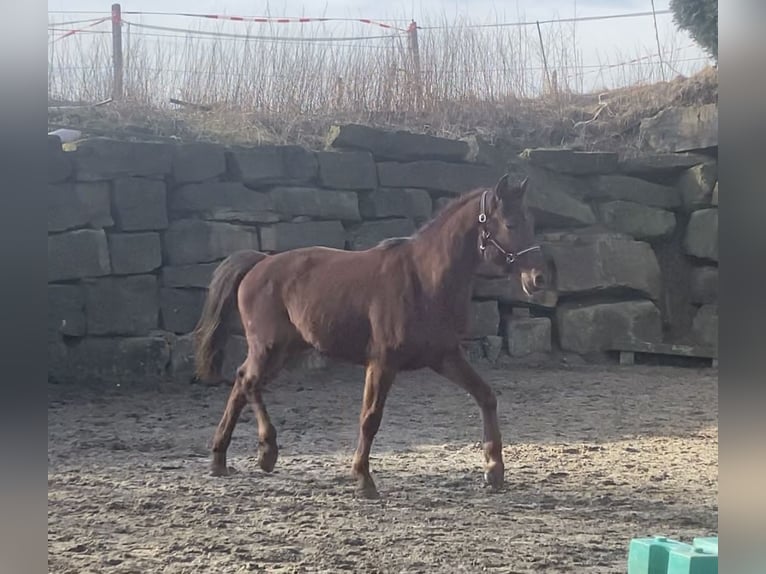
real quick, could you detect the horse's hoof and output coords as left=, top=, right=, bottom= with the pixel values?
left=356, top=483, right=380, bottom=500
left=210, top=465, right=236, bottom=477
left=258, top=444, right=278, bottom=473
left=484, top=465, right=505, bottom=491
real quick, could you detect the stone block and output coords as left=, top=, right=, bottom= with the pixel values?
left=48, top=229, right=111, bottom=282
left=684, top=208, right=718, bottom=262
left=48, top=284, right=86, bottom=338
left=472, top=276, right=558, bottom=308
left=316, top=151, right=377, bottom=190
left=161, top=262, right=219, bottom=288
left=506, top=317, right=552, bottom=357
left=172, top=142, right=227, bottom=184
left=358, top=188, right=432, bottom=221
left=467, top=301, right=500, bottom=339
left=691, top=304, right=718, bottom=348
left=544, top=235, right=661, bottom=300
left=85, top=275, right=159, bottom=336
left=618, top=152, right=713, bottom=175
left=327, top=124, right=469, bottom=162
left=520, top=148, right=618, bottom=174
left=483, top=336, right=504, bottom=363
left=678, top=161, right=717, bottom=212
left=228, top=145, right=318, bottom=187
left=269, top=187, right=361, bottom=221
left=557, top=300, right=662, bottom=354
left=203, top=208, right=281, bottom=224
left=48, top=135, right=73, bottom=182
left=597, top=201, right=676, bottom=240
left=690, top=266, right=718, bottom=305
left=48, top=182, right=113, bottom=232
left=163, top=219, right=260, bottom=265
left=108, top=232, right=162, bottom=275
left=171, top=181, right=272, bottom=215
left=461, top=135, right=506, bottom=166
left=377, top=161, right=502, bottom=195
left=526, top=173, right=596, bottom=228
left=160, top=288, right=206, bottom=334
left=222, top=335, right=248, bottom=381
left=169, top=333, right=196, bottom=382
left=433, top=197, right=452, bottom=214
left=112, top=178, right=168, bottom=231
left=347, top=219, right=416, bottom=251
left=587, top=175, right=681, bottom=209
left=712, top=181, right=718, bottom=206
left=639, top=103, right=718, bottom=153
left=461, top=339, right=487, bottom=363
left=260, top=220, right=345, bottom=252
left=73, top=138, right=172, bottom=180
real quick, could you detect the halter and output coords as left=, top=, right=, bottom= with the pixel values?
left=478, top=189, right=541, bottom=265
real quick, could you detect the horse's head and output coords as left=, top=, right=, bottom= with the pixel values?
left=479, top=174, right=546, bottom=295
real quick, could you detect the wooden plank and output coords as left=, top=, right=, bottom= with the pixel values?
left=610, top=339, right=717, bottom=359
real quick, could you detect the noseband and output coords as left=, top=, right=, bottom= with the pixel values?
left=478, top=189, right=541, bottom=265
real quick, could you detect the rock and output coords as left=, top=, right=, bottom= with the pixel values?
left=691, top=304, right=717, bottom=348
left=73, top=138, right=172, bottom=180
left=112, top=178, right=168, bottom=231
left=48, top=182, right=113, bottom=232
left=358, top=188, right=433, bottom=221
left=684, top=208, right=718, bottom=261
left=327, top=124, right=469, bottom=162
left=462, top=135, right=505, bottom=166
left=377, top=161, right=502, bottom=195
left=108, top=232, right=162, bottom=275
left=160, top=288, right=206, bottom=334
left=544, top=235, right=662, bottom=300
left=557, top=300, right=662, bottom=353
left=48, top=229, right=111, bottom=282
left=461, top=339, right=487, bottom=363
left=316, top=151, right=377, bottom=190
left=222, top=336, right=248, bottom=381
left=268, top=187, right=361, bottom=221
left=587, top=175, right=680, bottom=209
left=520, top=148, right=618, bottom=174
left=597, top=201, right=676, bottom=240
left=85, top=275, right=159, bottom=336
left=483, top=336, right=504, bottom=363
left=203, top=208, right=281, bottom=224
left=169, top=333, right=196, bottom=382
left=48, top=284, right=86, bottom=338
left=690, top=266, right=718, bottom=305
left=260, top=220, right=346, bottom=252
left=472, top=276, right=558, bottom=308
left=505, top=317, right=552, bottom=357
left=172, top=142, right=227, bottom=184
left=677, top=162, right=717, bottom=212
left=467, top=301, right=500, bottom=338
left=526, top=175, right=596, bottom=228
left=162, top=262, right=219, bottom=288
left=228, top=145, right=317, bottom=187
left=712, top=181, right=718, bottom=206
left=639, top=104, right=718, bottom=153
left=347, top=219, right=416, bottom=250
left=48, top=135, right=73, bottom=182
left=171, top=182, right=272, bottom=215
left=164, top=219, right=260, bottom=265
left=433, top=197, right=452, bottom=214
left=618, top=152, right=713, bottom=175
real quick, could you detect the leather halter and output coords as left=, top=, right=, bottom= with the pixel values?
left=478, top=189, right=541, bottom=265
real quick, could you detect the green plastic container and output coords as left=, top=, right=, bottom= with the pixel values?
left=628, top=536, right=694, bottom=574
left=692, top=537, right=718, bottom=555
left=667, top=545, right=718, bottom=574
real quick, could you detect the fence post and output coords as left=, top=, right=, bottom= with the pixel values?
left=111, top=3, right=124, bottom=100
left=407, top=21, right=422, bottom=111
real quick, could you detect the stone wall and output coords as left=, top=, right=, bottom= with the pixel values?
left=48, top=104, right=718, bottom=383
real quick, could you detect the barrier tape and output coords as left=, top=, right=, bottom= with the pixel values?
left=138, top=13, right=407, bottom=32
left=49, top=16, right=110, bottom=43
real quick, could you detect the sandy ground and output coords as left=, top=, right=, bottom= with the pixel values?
left=48, top=363, right=718, bottom=573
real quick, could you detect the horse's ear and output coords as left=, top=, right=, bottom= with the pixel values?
left=494, top=174, right=527, bottom=204
left=493, top=174, right=511, bottom=202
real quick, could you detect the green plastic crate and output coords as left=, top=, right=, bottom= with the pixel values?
left=628, top=536, right=694, bottom=574
left=667, top=545, right=718, bottom=574
left=692, top=537, right=718, bottom=555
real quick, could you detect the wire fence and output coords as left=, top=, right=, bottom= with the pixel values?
left=47, top=6, right=713, bottom=114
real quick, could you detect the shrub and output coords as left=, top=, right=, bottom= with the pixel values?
left=669, top=0, right=718, bottom=60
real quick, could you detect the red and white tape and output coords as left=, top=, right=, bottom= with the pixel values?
left=49, top=16, right=110, bottom=43
left=169, top=13, right=406, bottom=31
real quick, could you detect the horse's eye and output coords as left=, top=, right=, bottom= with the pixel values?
left=504, top=222, right=517, bottom=230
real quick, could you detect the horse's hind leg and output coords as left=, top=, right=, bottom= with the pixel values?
left=210, top=372, right=248, bottom=476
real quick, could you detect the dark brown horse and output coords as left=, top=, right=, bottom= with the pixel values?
left=193, top=174, right=547, bottom=498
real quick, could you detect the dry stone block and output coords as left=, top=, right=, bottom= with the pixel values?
left=678, top=162, right=717, bottom=212
left=506, top=317, right=552, bottom=357
left=639, top=104, right=718, bottom=153
left=112, top=178, right=168, bottom=231
left=618, top=152, right=712, bottom=175
left=164, top=219, right=260, bottom=265
left=48, top=182, right=113, bottom=232
left=691, top=304, right=718, bottom=348
left=269, top=187, right=360, bottom=221
left=712, top=181, right=718, bottom=206
left=588, top=175, right=680, bottom=209
left=85, top=275, right=159, bottom=336
left=171, top=182, right=272, bottom=215
left=169, top=333, right=195, bottom=382
left=545, top=236, right=661, bottom=300
left=473, top=276, right=558, bottom=308
left=377, top=161, right=502, bottom=195
left=48, top=229, right=111, bottom=282
left=526, top=177, right=596, bottom=228
left=222, top=335, right=248, bottom=381
left=347, top=219, right=416, bottom=250
left=204, top=208, right=281, bottom=225
left=684, top=208, right=718, bottom=262
left=557, top=300, right=662, bottom=354
left=172, top=142, right=227, bottom=184
left=74, top=138, right=172, bottom=181
left=228, top=145, right=317, bottom=187
left=598, top=201, right=676, bottom=240
left=358, top=188, right=432, bottom=221
left=690, top=266, right=718, bottom=305
left=462, top=135, right=505, bottom=166
left=48, top=284, right=86, bottom=338
left=160, top=288, right=206, bottom=334
left=467, top=301, right=500, bottom=339
left=316, top=151, right=377, bottom=190
left=162, top=262, right=219, bottom=288
left=108, top=232, right=162, bottom=275
left=48, top=135, right=73, bottom=182
left=328, top=124, right=469, bottom=162
left=520, top=148, right=618, bottom=174
left=260, top=221, right=345, bottom=252
left=483, top=336, right=504, bottom=363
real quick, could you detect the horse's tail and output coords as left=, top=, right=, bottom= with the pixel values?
left=193, top=250, right=267, bottom=382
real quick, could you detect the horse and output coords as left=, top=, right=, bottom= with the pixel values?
left=193, top=173, right=547, bottom=499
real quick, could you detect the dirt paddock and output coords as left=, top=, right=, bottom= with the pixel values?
left=48, top=363, right=718, bottom=573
